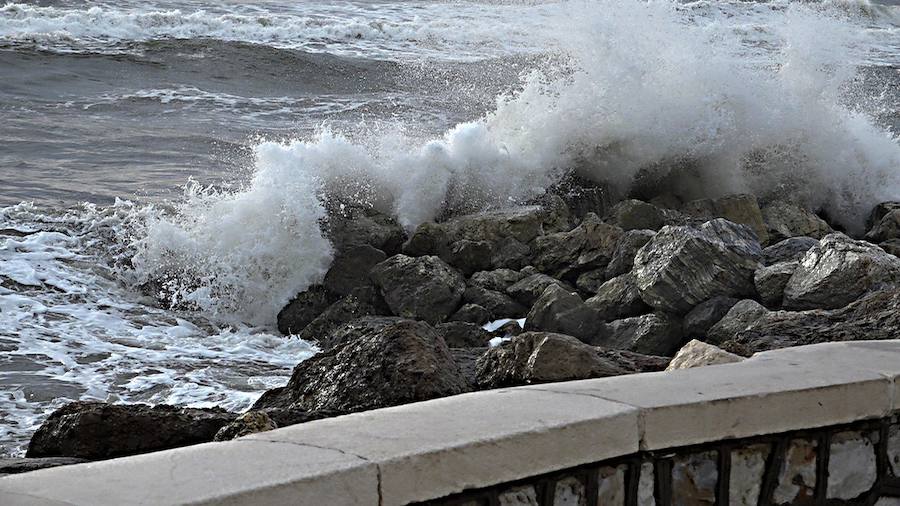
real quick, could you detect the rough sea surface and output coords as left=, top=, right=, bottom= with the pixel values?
left=2, top=0, right=900, bottom=455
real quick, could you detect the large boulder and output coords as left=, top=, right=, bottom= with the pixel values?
left=866, top=209, right=900, bottom=243
left=606, top=199, right=667, bottom=231
left=468, top=269, right=526, bottom=293
left=632, top=219, right=762, bottom=314
left=867, top=202, right=900, bottom=230
left=296, top=286, right=390, bottom=347
left=436, top=321, right=492, bottom=348
left=277, top=285, right=339, bottom=335
left=605, top=229, right=656, bottom=278
left=683, top=195, right=768, bottom=243
left=531, top=213, right=623, bottom=279
left=326, top=205, right=406, bottom=255
left=253, top=318, right=468, bottom=414
left=754, top=261, right=799, bottom=308
left=601, top=312, right=684, bottom=356
left=705, top=299, right=771, bottom=345
left=444, top=240, right=494, bottom=276
left=585, top=273, right=650, bottom=321
left=474, top=332, right=626, bottom=388
left=27, top=402, right=234, bottom=460
left=782, top=233, right=900, bottom=310
left=546, top=176, right=617, bottom=221
left=463, top=286, right=527, bottom=319
left=682, top=296, right=739, bottom=338
left=322, top=244, right=386, bottom=296
left=506, top=273, right=573, bottom=307
left=575, top=268, right=609, bottom=295
left=666, top=340, right=742, bottom=370
left=370, top=255, right=466, bottom=324
left=524, top=284, right=606, bottom=343
left=761, top=236, right=819, bottom=265
left=448, top=303, right=492, bottom=325
left=761, top=201, right=831, bottom=243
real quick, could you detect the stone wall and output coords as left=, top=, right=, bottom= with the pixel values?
left=417, top=416, right=900, bottom=505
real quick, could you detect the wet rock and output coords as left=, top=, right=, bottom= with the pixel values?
left=762, top=236, right=819, bottom=265
left=448, top=303, right=492, bottom=325
left=666, top=339, right=742, bottom=370
left=730, top=444, right=771, bottom=505
left=370, top=254, right=466, bottom=324
left=0, top=457, right=88, bottom=476
left=531, top=213, right=623, bottom=279
left=712, top=194, right=769, bottom=244
left=882, top=239, right=900, bottom=258
left=474, top=332, right=626, bottom=388
left=605, top=229, right=656, bottom=278
left=867, top=209, right=900, bottom=243
left=754, top=261, right=798, bottom=307
left=827, top=431, right=877, bottom=500
left=213, top=411, right=277, bottom=442
left=296, top=286, right=390, bottom=347
left=705, top=299, right=769, bottom=345
left=548, top=176, right=617, bottom=222
left=277, top=285, right=339, bottom=335
left=682, top=296, right=739, bottom=338
left=491, top=320, right=525, bottom=338
left=596, top=348, right=670, bottom=372
left=506, top=273, right=573, bottom=307
left=402, top=221, right=448, bottom=257
left=671, top=451, right=717, bottom=505
left=446, top=240, right=493, bottom=275
left=463, top=286, right=527, bottom=319
left=436, top=321, right=492, bottom=348
left=27, top=401, right=234, bottom=460
left=633, top=219, right=762, bottom=314
left=773, top=438, right=817, bottom=505
left=322, top=244, right=386, bottom=296
left=253, top=317, right=467, bottom=415
left=525, top=284, right=606, bottom=343
left=326, top=205, right=406, bottom=255
left=575, top=269, right=609, bottom=295
left=782, top=233, right=900, bottom=310
left=607, top=199, right=667, bottom=231
left=490, top=237, right=532, bottom=270
left=469, top=269, right=526, bottom=292
left=585, top=273, right=650, bottom=321
left=762, top=201, right=831, bottom=243
left=451, top=347, right=488, bottom=389
left=867, top=201, right=900, bottom=231
left=602, top=312, right=683, bottom=356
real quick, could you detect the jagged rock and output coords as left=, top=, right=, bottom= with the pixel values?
left=0, top=457, right=88, bottom=476
left=762, top=237, right=819, bottom=265
left=755, top=261, right=798, bottom=308
left=607, top=199, right=667, bottom=231
left=605, top=229, right=656, bottom=278
left=296, top=286, right=390, bottom=347
left=491, top=320, right=525, bottom=338
left=633, top=219, right=762, bottom=314
left=401, top=221, right=448, bottom=257
left=27, top=402, right=234, bottom=460
left=713, top=289, right=900, bottom=353
left=882, top=239, right=900, bottom=258
left=666, top=339, right=743, bottom=370
left=506, top=273, right=573, bottom=307
left=866, top=209, right=900, bottom=243
left=706, top=300, right=770, bottom=345
left=585, top=273, right=650, bottom=321
left=445, top=240, right=493, bottom=275
left=469, top=269, right=526, bottom=293
left=867, top=201, right=900, bottom=230
left=596, top=349, right=671, bottom=372
left=547, top=176, right=617, bottom=221
left=531, top=213, right=623, bottom=279
left=253, top=318, right=467, bottom=415
left=370, top=254, right=466, bottom=324
left=326, top=205, right=406, bottom=255
left=436, top=321, right=492, bottom=348
left=213, top=411, right=277, bottom=442
left=475, top=332, right=626, bottom=388
left=448, top=303, right=492, bottom=325
left=683, top=195, right=769, bottom=243
left=463, top=286, right=527, bottom=319
left=602, top=312, right=684, bottom=356
left=782, top=233, right=900, bottom=310
left=323, top=244, right=386, bottom=296
left=682, top=296, right=740, bottom=338
left=525, top=284, right=606, bottom=343
left=489, top=238, right=532, bottom=270
left=575, top=269, right=609, bottom=295
left=451, top=347, right=488, bottom=389
left=761, top=201, right=832, bottom=243
left=277, top=285, right=339, bottom=335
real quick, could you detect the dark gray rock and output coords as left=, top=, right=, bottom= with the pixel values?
left=782, top=233, right=900, bottom=310
left=463, top=286, right=527, bottom=319
left=575, top=269, right=609, bottom=295
left=684, top=195, right=768, bottom=243
left=531, top=213, right=623, bottom=279
left=602, top=312, right=684, bottom=356
left=524, top=284, right=606, bottom=343
left=451, top=347, right=488, bottom=389
left=446, top=240, right=493, bottom=275
left=682, top=296, right=739, bottom=338
left=882, top=239, right=900, bottom=258
left=585, top=273, right=650, bottom=321
left=296, top=286, right=390, bottom=347
left=27, top=402, right=234, bottom=460
left=706, top=299, right=770, bottom=345
left=323, top=244, right=386, bottom=296
left=867, top=202, right=900, bottom=231
left=326, top=205, right=406, bottom=255
left=253, top=318, right=468, bottom=415
left=754, top=261, right=798, bottom=308
left=213, top=411, right=277, bottom=442
left=762, top=237, right=819, bottom=265
left=436, top=321, right=492, bottom=348
left=448, top=303, right=492, bottom=325
left=596, top=348, right=670, bottom=373
left=489, top=238, right=531, bottom=270
left=469, top=269, right=527, bottom=292
left=633, top=219, right=762, bottom=314
left=0, top=457, right=87, bottom=476
left=605, top=229, right=656, bottom=278
left=547, top=176, right=617, bottom=222
left=761, top=201, right=831, bottom=243
left=277, top=285, right=339, bottom=335
left=866, top=209, right=900, bottom=243
left=607, top=199, right=667, bottom=231
left=475, top=332, right=626, bottom=388
left=370, top=254, right=466, bottom=324
left=506, top=273, right=573, bottom=307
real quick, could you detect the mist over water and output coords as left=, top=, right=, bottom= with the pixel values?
left=2, top=0, right=900, bottom=455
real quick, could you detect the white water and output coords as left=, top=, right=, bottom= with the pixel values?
left=3, top=0, right=900, bottom=455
